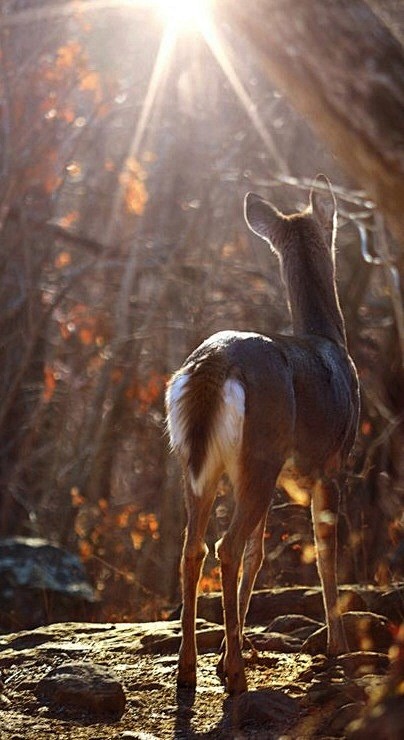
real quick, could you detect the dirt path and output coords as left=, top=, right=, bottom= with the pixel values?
left=0, top=586, right=402, bottom=738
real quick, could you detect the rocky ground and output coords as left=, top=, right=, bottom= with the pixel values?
left=0, top=585, right=403, bottom=739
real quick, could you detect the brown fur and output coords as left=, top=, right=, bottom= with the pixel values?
left=166, top=177, right=360, bottom=694
left=172, top=353, right=228, bottom=480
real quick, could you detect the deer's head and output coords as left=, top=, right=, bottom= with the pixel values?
left=244, top=174, right=337, bottom=263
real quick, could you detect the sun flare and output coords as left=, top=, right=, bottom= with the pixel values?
left=147, top=0, right=212, bottom=31
left=123, top=0, right=278, bottom=165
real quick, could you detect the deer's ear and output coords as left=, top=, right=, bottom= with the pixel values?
left=244, top=192, right=289, bottom=253
left=309, top=174, right=337, bottom=250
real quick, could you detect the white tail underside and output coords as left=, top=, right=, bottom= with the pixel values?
left=166, top=374, right=245, bottom=496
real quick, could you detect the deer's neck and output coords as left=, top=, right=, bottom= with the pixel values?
left=282, top=247, right=347, bottom=346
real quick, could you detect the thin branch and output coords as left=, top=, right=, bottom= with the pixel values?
left=360, top=412, right=402, bottom=480
left=374, top=213, right=404, bottom=368
left=0, top=259, right=96, bottom=433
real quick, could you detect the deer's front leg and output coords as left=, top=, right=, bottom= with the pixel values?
left=238, top=515, right=267, bottom=631
left=312, top=478, right=348, bottom=655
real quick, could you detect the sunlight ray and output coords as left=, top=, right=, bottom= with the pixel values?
left=3, top=0, right=289, bottom=215
left=198, top=14, right=287, bottom=173
left=105, top=20, right=178, bottom=242
left=129, top=22, right=177, bottom=158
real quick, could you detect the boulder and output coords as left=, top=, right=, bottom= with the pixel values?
left=35, top=661, right=126, bottom=717
left=302, top=611, right=393, bottom=655
left=0, top=537, right=96, bottom=631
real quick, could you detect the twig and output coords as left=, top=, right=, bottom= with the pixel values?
left=360, top=412, right=402, bottom=480
left=374, top=213, right=404, bottom=368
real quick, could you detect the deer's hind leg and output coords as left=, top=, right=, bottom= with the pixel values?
left=216, top=513, right=266, bottom=681
left=311, top=477, right=348, bottom=655
left=217, top=462, right=279, bottom=694
left=178, top=472, right=218, bottom=689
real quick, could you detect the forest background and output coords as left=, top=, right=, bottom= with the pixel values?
left=0, top=0, right=403, bottom=626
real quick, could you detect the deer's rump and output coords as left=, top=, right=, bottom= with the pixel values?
left=166, top=330, right=359, bottom=489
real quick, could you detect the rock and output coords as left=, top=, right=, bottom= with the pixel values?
left=339, top=651, right=390, bottom=678
left=35, top=661, right=126, bottom=717
left=302, top=611, right=393, bottom=655
left=0, top=537, right=96, bottom=631
left=267, top=613, right=323, bottom=634
left=347, top=694, right=404, bottom=739
left=265, top=614, right=323, bottom=642
left=236, top=688, right=299, bottom=727
left=140, top=630, right=181, bottom=654
left=373, top=585, right=404, bottom=624
left=254, top=631, right=302, bottom=653
left=292, top=625, right=322, bottom=641
left=197, top=586, right=367, bottom=625
left=140, top=623, right=224, bottom=654
left=196, top=626, right=224, bottom=652
left=322, top=701, right=365, bottom=735
left=305, top=676, right=367, bottom=705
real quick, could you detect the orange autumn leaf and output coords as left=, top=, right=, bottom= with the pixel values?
left=80, top=71, right=103, bottom=102
left=126, top=178, right=148, bottom=215
left=126, top=371, right=166, bottom=411
left=302, top=544, right=316, bottom=565
left=55, top=251, right=71, bottom=268
left=71, top=305, right=99, bottom=345
left=44, top=173, right=62, bottom=194
left=79, top=327, right=94, bottom=345
left=146, top=512, right=159, bottom=534
left=70, top=486, right=85, bottom=508
left=120, top=158, right=148, bottom=216
left=57, top=211, right=79, bottom=229
left=56, top=41, right=82, bottom=69
left=130, top=531, right=144, bottom=550
left=199, top=566, right=221, bottom=593
left=116, top=509, right=131, bottom=528
left=60, top=107, right=75, bottom=124
left=125, top=157, right=146, bottom=177
left=43, top=364, right=56, bottom=402
left=78, top=539, right=93, bottom=561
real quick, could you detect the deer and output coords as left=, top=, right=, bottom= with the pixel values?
left=165, top=175, right=360, bottom=695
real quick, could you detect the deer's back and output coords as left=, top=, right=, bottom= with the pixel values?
left=171, top=330, right=359, bottom=479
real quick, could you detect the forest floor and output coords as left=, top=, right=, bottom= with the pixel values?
left=0, top=585, right=403, bottom=739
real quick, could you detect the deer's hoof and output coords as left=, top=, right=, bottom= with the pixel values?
left=220, top=656, right=248, bottom=694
